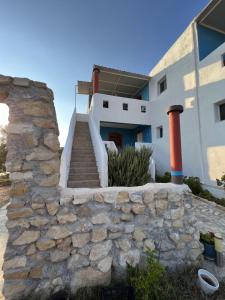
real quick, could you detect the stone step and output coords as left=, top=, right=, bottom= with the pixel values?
left=68, top=173, right=99, bottom=181
left=67, top=180, right=100, bottom=188
left=70, top=162, right=97, bottom=168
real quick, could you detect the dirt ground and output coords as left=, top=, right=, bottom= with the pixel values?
left=0, top=186, right=9, bottom=208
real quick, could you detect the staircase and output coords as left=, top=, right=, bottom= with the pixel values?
left=67, top=121, right=100, bottom=188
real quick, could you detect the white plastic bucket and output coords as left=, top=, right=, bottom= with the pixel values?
left=198, top=269, right=219, bottom=295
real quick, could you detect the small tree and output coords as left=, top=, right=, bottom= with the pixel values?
left=0, top=126, right=7, bottom=172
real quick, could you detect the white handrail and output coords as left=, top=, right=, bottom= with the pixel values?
left=103, top=141, right=118, bottom=154
left=88, top=114, right=108, bottom=187
left=59, top=110, right=76, bottom=187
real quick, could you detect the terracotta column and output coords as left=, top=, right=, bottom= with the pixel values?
left=167, top=105, right=184, bottom=184
left=92, top=68, right=100, bottom=94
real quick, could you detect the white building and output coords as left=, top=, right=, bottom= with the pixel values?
left=60, top=0, right=225, bottom=197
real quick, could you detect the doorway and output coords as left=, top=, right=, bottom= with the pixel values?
left=109, top=132, right=122, bottom=150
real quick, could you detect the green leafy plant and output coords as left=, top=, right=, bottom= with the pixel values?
left=0, top=126, right=7, bottom=172
left=108, top=147, right=152, bottom=187
left=156, top=171, right=171, bottom=183
left=183, top=176, right=203, bottom=195
left=127, top=250, right=168, bottom=300
left=217, top=174, right=225, bottom=189
left=200, top=232, right=215, bottom=245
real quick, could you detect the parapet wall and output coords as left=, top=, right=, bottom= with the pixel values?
left=5, top=182, right=202, bottom=299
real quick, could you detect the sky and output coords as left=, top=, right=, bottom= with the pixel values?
left=0, top=0, right=209, bottom=145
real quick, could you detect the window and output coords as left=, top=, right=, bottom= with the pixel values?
left=222, top=53, right=225, bottom=67
left=158, top=76, right=167, bottom=94
left=103, top=100, right=108, bottom=108
left=123, top=103, right=128, bottom=111
left=219, top=103, right=225, bottom=121
left=156, top=126, right=163, bottom=138
left=141, top=105, right=146, bottom=113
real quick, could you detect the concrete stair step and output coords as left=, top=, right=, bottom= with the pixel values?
left=71, top=156, right=96, bottom=162
left=69, top=167, right=98, bottom=173
left=67, top=180, right=100, bottom=188
left=70, top=162, right=97, bottom=168
left=68, top=173, right=99, bottom=181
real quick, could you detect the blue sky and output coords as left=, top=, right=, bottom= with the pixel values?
left=0, top=0, right=209, bottom=145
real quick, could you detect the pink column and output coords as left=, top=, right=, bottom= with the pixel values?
left=167, top=105, right=184, bottom=184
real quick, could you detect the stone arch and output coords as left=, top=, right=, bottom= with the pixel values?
left=0, top=75, right=61, bottom=299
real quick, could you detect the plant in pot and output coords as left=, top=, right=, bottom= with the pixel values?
left=200, top=232, right=216, bottom=260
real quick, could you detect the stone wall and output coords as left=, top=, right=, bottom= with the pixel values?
left=0, top=75, right=60, bottom=299
left=0, top=75, right=202, bottom=300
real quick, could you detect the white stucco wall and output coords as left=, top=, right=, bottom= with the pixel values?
left=149, top=24, right=203, bottom=180
left=197, top=36, right=225, bottom=189
left=89, top=93, right=151, bottom=128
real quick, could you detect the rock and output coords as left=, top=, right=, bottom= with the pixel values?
left=144, top=239, right=155, bottom=252
left=13, top=230, right=40, bottom=245
left=77, top=206, right=92, bottom=218
left=121, top=213, right=134, bottom=222
left=3, top=256, right=26, bottom=270
left=36, top=238, right=56, bottom=251
left=160, top=239, right=175, bottom=251
left=26, top=146, right=57, bottom=161
left=119, top=250, right=140, bottom=267
left=6, top=219, right=30, bottom=229
left=36, top=174, right=59, bottom=187
left=29, top=265, right=43, bottom=278
left=103, top=191, right=117, bottom=204
left=0, top=75, right=11, bottom=84
left=32, top=202, right=45, bottom=210
left=91, top=212, right=110, bottom=224
left=143, top=190, right=155, bottom=204
left=116, top=191, right=129, bottom=203
left=33, top=118, right=56, bottom=129
left=108, top=232, right=122, bottom=239
left=121, top=204, right=131, bottom=214
left=94, top=193, right=104, bottom=203
left=3, top=281, right=27, bottom=299
left=50, top=249, right=70, bottom=262
left=108, top=224, right=122, bottom=233
left=18, top=100, right=53, bottom=117
left=40, top=160, right=60, bottom=175
left=46, top=225, right=71, bottom=239
left=156, top=199, right=168, bottom=210
left=46, top=201, right=59, bottom=216
left=73, top=194, right=91, bottom=205
left=129, top=192, right=143, bottom=203
left=97, top=256, right=112, bottom=273
left=57, top=213, right=77, bottom=224
left=10, top=182, right=28, bottom=197
left=72, top=233, right=90, bottom=248
left=4, top=269, right=29, bottom=280
left=133, top=228, right=146, bottom=242
left=71, top=267, right=111, bottom=291
left=180, top=234, right=192, bottom=242
left=78, top=244, right=92, bottom=256
left=67, top=254, right=89, bottom=270
left=7, top=123, right=34, bottom=135
left=132, top=204, right=145, bottom=214
left=57, top=237, right=72, bottom=250
left=170, top=207, right=184, bottom=220
left=44, top=133, right=60, bottom=152
left=52, top=277, right=63, bottom=286
left=124, top=224, right=135, bottom=233
left=91, top=228, right=107, bottom=243
left=29, top=216, right=49, bottom=227
left=188, top=248, right=202, bottom=261
left=90, top=240, right=112, bottom=261
left=10, top=171, right=33, bottom=181
left=13, top=77, right=30, bottom=87
left=26, top=244, right=36, bottom=255
left=7, top=207, right=33, bottom=220
left=118, top=239, right=131, bottom=252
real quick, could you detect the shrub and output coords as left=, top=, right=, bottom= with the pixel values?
left=200, top=232, right=215, bottom=245
left=217, top=174, right=225, bottom=189
left=108, top=147, right=152, bottom=187
left=127, top=251, right=169, bottom=300
left=156, top=172, right=171, bottom=183
left=183, top=176, right=203, bottom=195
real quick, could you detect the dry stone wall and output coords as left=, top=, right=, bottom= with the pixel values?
left=0, top=75, right=202, bottom=300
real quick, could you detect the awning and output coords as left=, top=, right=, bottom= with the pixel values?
left=77, top=65, right=150, bottom=98
left=196, top=0, right=225, bottom=34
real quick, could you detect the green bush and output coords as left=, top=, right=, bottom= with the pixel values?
left=217, top=174, right=225, bottom=189
left=127, top=251, right=170, bottom=300
left=183, top=176, right=203, bottom=195
left=156, top=172, right=171, bottom=183
left=108, top=147, right=152, bottom=187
